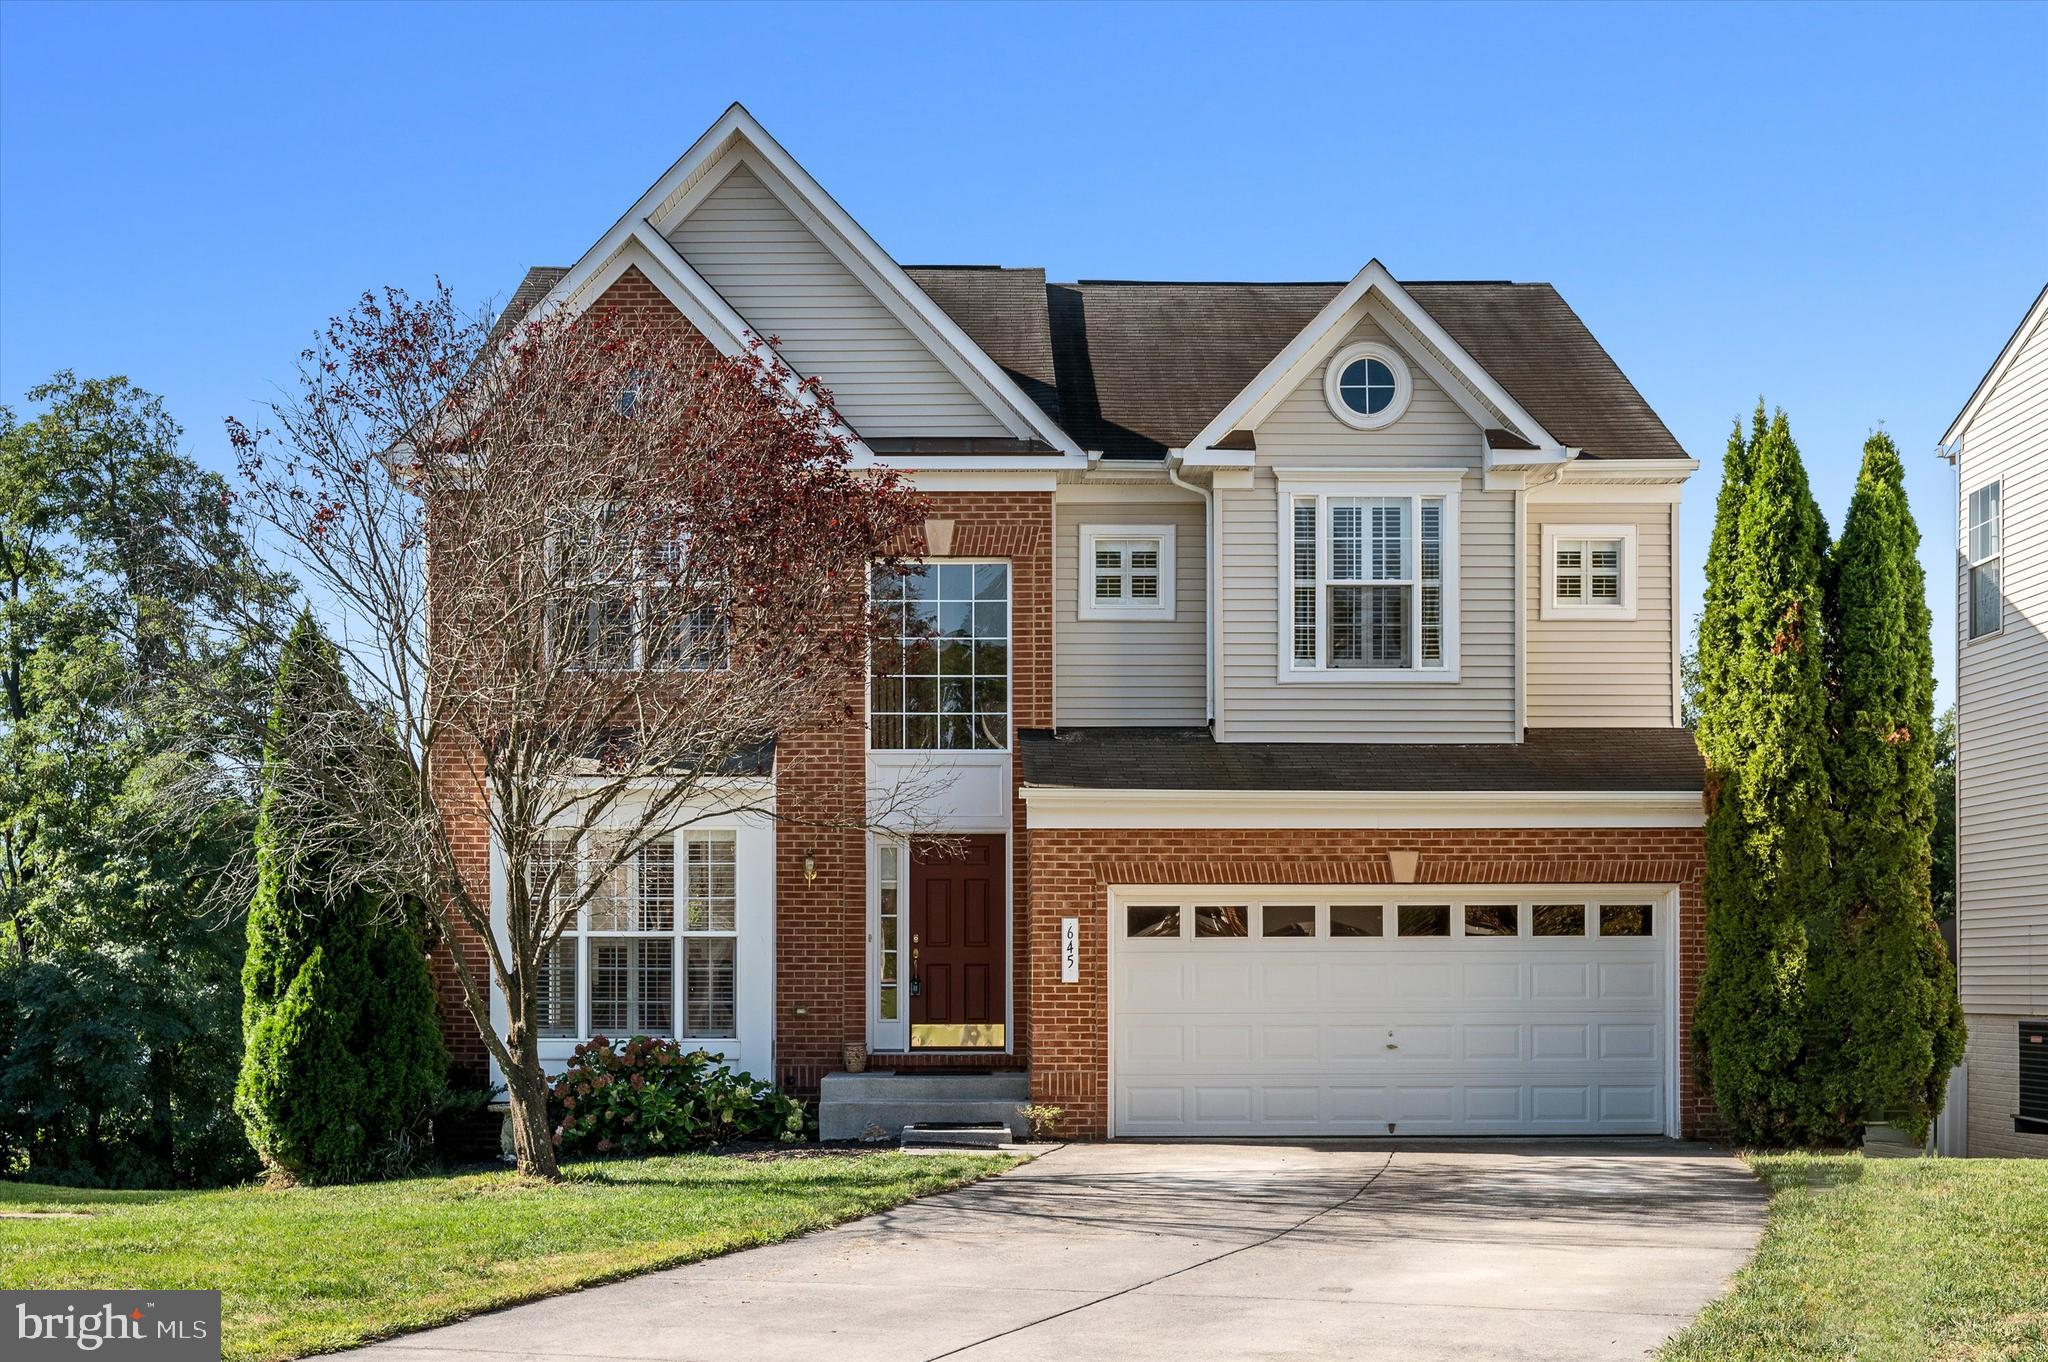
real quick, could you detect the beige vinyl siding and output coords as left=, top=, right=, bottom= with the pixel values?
left=1956, top=305, right=2048, bottom=1020
left=1254, top=316, right=1487, bottom=469
left=1525, top=501, right=1676, bottom=726
left=1218, top=318, right=1511, bottom=742
left=1054, top=489, right=1207, bottom=727
left=667, top=161, right=1011, bottom=439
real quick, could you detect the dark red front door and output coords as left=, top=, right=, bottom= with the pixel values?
left=909, top=835, right=1006, bottom=1049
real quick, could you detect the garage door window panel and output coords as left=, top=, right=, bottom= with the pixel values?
left=1195, top=905, right=1251, bottom=938
left=1599, top=904, right=1653, bottom=937
left=1128, top=905, right=1181, bottom=938
left=1329, top=904, right=1386, bottom=937
left=1533, top=904, right=1588, bottom=937
left=1397, top=904, right=1452, bottom=937
left=1262, top=905, right=1316, bottom=938
left=1463, top=904, right=1520, bottom=938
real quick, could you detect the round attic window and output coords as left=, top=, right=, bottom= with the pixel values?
left=1323, top=342, right=1412, bottom=430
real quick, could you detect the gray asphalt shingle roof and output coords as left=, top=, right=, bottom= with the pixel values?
left=497, top=262, right=1685, bottom=463
left=1018, top=727, right=1705, bottom=794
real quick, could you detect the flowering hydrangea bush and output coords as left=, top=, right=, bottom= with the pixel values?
left=549, top=1037, right=807, bottom=1156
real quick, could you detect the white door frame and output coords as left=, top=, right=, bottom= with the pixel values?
left=867, top=828, right=1016, bottom=1056
left=1104, top=882, right=1682, bottom=1138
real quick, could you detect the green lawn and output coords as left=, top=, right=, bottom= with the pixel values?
left=1662, top=1153, right=2048, bottom=1362
left=0, top=1151, right=1015, bottom=1361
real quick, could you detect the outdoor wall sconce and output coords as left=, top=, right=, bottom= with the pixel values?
left=803, top=852, right=818, bottom=885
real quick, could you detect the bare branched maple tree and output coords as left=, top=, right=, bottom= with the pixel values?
left=226, top=284, right=926, bottom=1177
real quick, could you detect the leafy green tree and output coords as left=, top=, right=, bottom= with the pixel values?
left=1812, top=433, right=1965, bottom=1142
left=1, top=374, right=284, bottom=1186
left=237, top=614, right=445, bottom=1183
left=1930, top=706, right=1956, bottom=921
left=1694, top=408, right=1843, bottom=1145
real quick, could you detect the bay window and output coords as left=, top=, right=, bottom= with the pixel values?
left=1283, top=478, right=1459, bottom=679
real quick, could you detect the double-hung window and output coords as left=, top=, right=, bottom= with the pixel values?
left=526, top=828, right=740, bottom=1042
left=1967, top=481, right=2003, bottom=640
left=1284, top=477, right=1458, bottom=678
left=553, top=508, right=727, bottom=671
left=1541, top=524, right=1638, bottom=620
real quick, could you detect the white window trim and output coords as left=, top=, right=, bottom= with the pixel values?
left=1322, top=340, right=1414, bottom=431
left=1540, top=523, right=1639, bottom=621
left=1965, top=480, right=2003, bottom=641
left=1079, top=524, right=1176, bottom=621
left=1274, top=471, right=1462, bottom=684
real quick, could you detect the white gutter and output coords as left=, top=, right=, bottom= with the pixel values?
left=1165, top=448, right=1215, bottom=727
left=1021, top=785, right=1706, bottom=830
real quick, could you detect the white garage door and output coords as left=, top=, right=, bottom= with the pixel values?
left=1112, top=891, right=1672, bottom=1137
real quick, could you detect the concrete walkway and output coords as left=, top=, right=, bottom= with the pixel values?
left=348, top=1140, right=1766, bottom=1362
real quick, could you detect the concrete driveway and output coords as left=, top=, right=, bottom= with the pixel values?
left=349, top=1140, right=1765, bottom=1362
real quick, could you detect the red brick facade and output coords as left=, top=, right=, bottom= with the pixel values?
left=1023, top=826, right=1709, bottom=1139
left=768, top=491, right=1054, bottom=1092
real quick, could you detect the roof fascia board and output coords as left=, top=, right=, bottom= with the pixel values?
left=1020, top=786, right=1704, bottom=830
left=649, top=111, right=1086, bottom=458
left=1942, top=281, right=2048, bottom=446
left=1182, top=261, right=1560, bottom=455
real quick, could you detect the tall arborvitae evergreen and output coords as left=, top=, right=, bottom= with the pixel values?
left=237, top=613, right=446, bottom=1182
left=1694, top=406, right=1760, bottom=755
left=1694, top=409, right=1840, bottom=1144
left=1813, top=432, right=1966, bottom=1142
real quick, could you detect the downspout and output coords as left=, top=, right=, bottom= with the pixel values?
left=1165, top=450, right=1215, bottom=728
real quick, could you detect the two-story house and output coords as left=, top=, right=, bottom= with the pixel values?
left=441, top=104, right=1706, bottom=1141
left=1943, top=282, right=2048, bottom=1159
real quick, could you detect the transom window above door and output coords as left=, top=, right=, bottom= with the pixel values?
left=1282, top=475, right=1460, bottom=680
left=1323, top=341, right=1414, bottom=430
left=1541, top=524, right=1638, bottom=621
left=1080, top=525, right=1175, bottom=620
left=870, top=562, right=1010, bottom=751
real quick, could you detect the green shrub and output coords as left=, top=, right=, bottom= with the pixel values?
left=235, top=614, right=446, bottom=1183
left=549, top=1037, right=805, bottom=1156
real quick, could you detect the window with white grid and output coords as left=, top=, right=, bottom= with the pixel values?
left=1080, top=525, right=1175, bottom=620
left=551, top=507, right=728, bottom=672
left=1284, top=483, right=1457, bottom=677
left=1967, top=482, right=2002, bottom=640
left=684, top=832, right=738, bottom=1038
left=1541, top=524, right=1637, bottom=621
left=528, top=828, right=741, bottom=1042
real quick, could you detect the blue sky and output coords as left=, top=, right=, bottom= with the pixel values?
left=4, top=1, right=2043, bottom=705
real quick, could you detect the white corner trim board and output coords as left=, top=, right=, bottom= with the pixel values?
left=1021, top=787, right=1706, bottom=830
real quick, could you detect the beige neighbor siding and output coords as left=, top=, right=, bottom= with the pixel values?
left=1218, top=317, right=1514, bottom=743
left=1054, top=487, right=1207, bottom=727
left=667, top=162, right=1011, bottom=439
left=1956, top=305, right=2048, bottom=1027
left=1525, top=501, right=1677, bottom=726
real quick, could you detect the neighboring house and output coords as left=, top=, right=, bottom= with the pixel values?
left=1943, top=282, right=2048, bottom=1159
left=441, top=104, right=1706, bottom=1140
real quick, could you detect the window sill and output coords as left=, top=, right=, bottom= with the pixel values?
left=1077, top=604, right=1175, bottom=623
left=1541, top=604, right=1640, bottom=623
left=1275, top=666, right=1462, bottom=685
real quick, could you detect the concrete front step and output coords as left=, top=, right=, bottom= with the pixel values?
left=818, top=1071, right=1030, bottom=1141
left=900, top=1123, right=1013, bottom=1150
